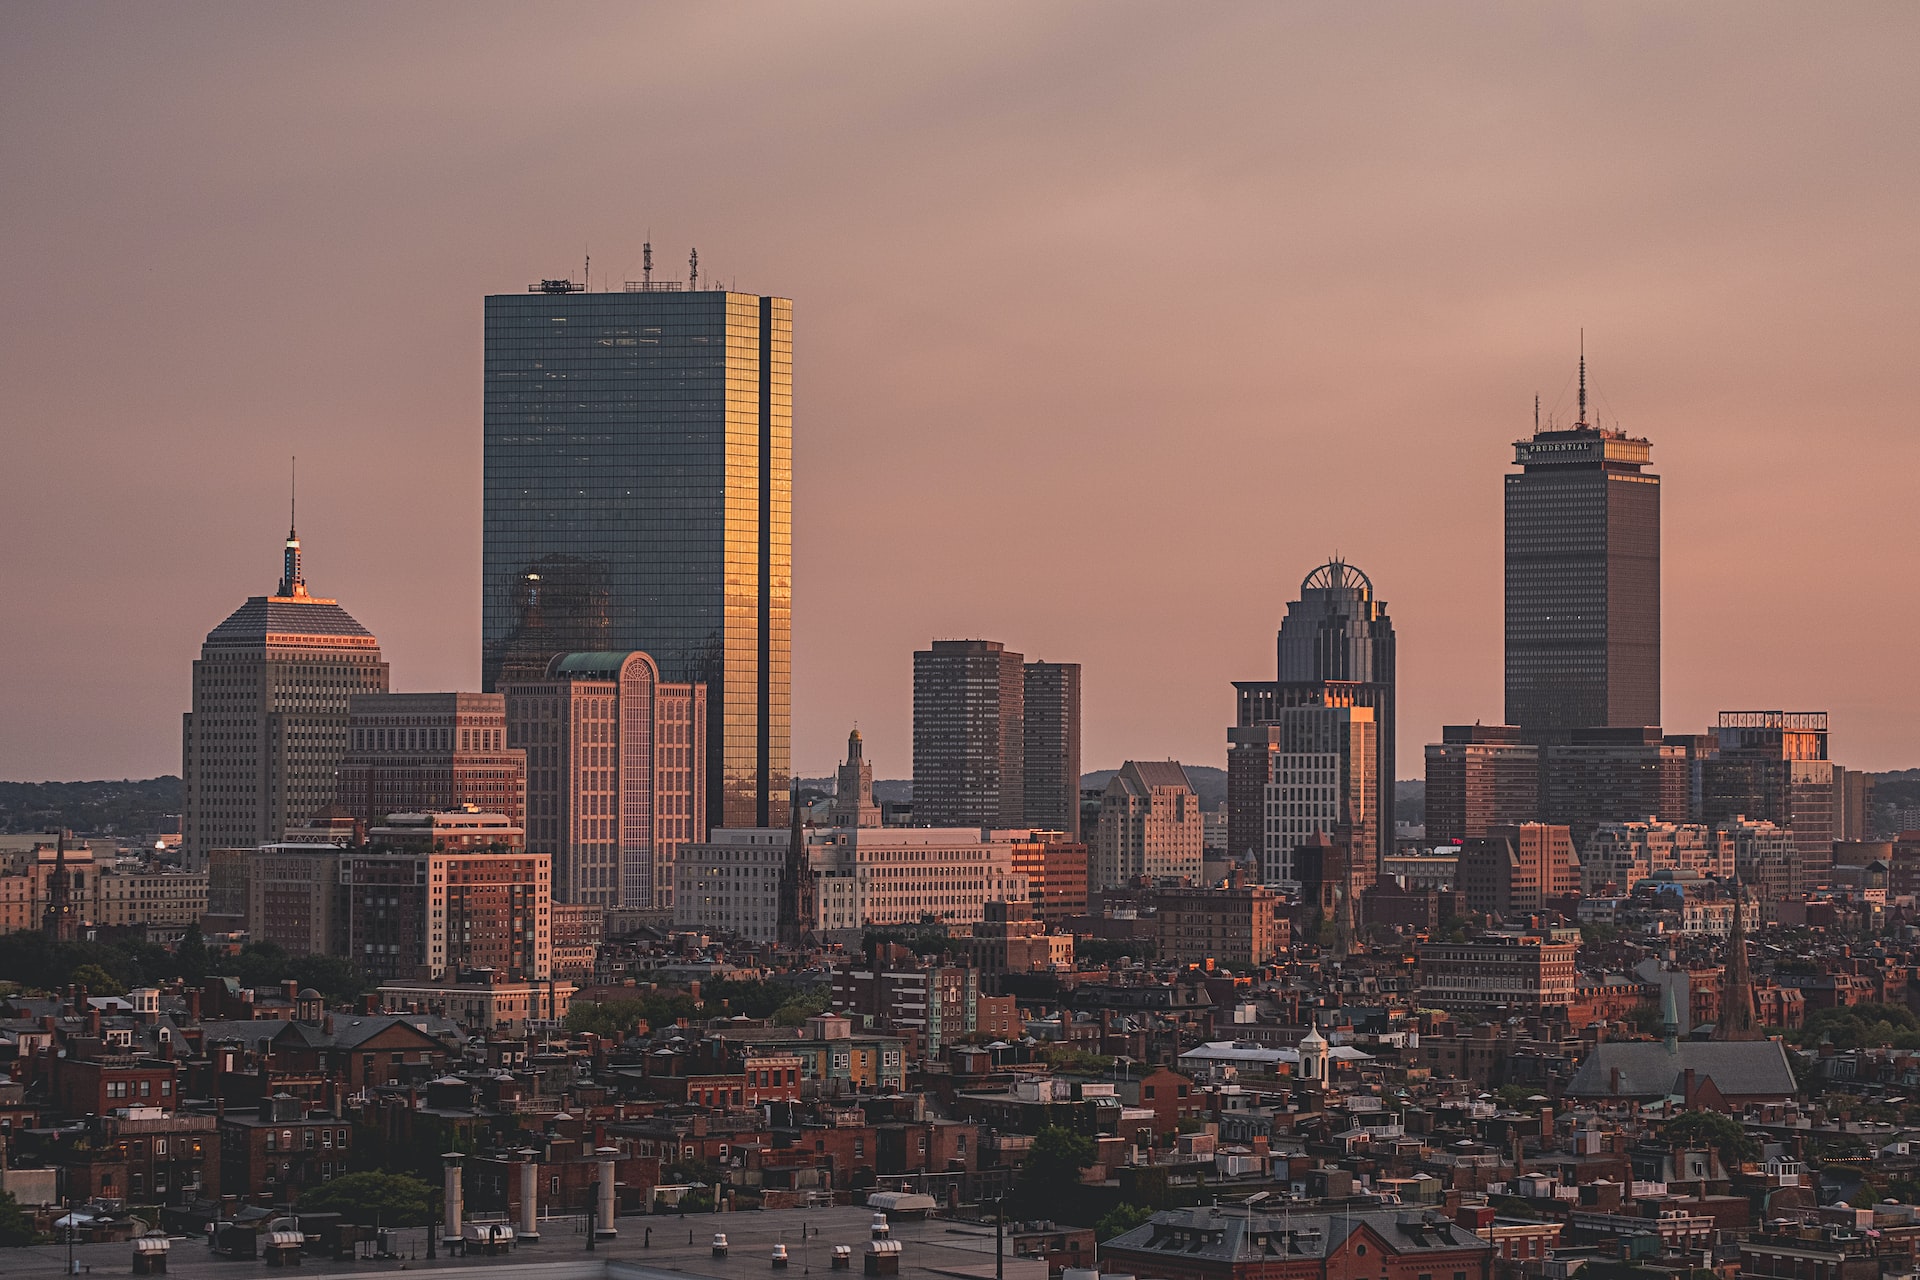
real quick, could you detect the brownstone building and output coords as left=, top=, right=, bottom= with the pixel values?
left=1152, top=877, right=1288, bottom=969
left=218, top=1093, right=356, bottom=1206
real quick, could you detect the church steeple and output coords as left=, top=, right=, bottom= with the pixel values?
left=1713, top=876, right=1762, bottom=1041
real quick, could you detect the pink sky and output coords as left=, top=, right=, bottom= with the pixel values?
left=3, top=4, right=1918, bottom=784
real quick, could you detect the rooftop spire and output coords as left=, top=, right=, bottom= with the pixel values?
left=278, top=456, right=308, bottom=598
left=1577, top=330, right=1588, bottom=427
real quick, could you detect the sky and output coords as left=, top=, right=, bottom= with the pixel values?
left=3, top=3, right=1919, bottom=785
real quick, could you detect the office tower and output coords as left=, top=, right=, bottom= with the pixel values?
left=1245, top=705, right=1376, bottom=889
left=1423, top=725, right=1539, bottom=845
left=831, top=728, right=881, bottom=828
left=501, top=651, right=706, bottom=910
left=913, top=640, right=1025, bottom=828
left=1022, top=661, right=1082, bottom=838
left=334, top=693, right=526, bottom=828
left=1457, top=822, right=1581, bottom=917
left=1231, top=559, right=1395, bottom=868
left=1537, top=726, right=1690, bottom=845
left=1701, top=711, right=1838, bottom=884
left=1838, top=768, right=1876, bottom=840
left=1093, top=760, right=1205, bottom=887
left=482, top=279, right=791, bottom=832
left=1505, top=360, right=1660, bottom=741
left=181, top=522, right=388, bottom=871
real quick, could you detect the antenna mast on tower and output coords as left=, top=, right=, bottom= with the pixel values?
left=642, top=242, right=652, bottom=288
left=689, top=248, right=699, bottom=292
left=1577, top=329, right=1588, bottom=426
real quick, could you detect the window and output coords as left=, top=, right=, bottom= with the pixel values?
left=1143, top=1086, right=1155, bottom=1100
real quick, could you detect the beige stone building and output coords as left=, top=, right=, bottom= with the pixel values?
left=1094, top=761, right=1205, bottom=888
left=90, top=866, right=208, bottom=928
left=180, top=526, right=388, bottom=871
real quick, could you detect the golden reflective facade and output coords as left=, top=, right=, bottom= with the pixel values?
left=483, top=287, right=790, bottom=830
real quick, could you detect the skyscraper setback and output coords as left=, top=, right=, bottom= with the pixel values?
left=481, top=278, right=791, bottom=831
left=1505, top=359, right=1660, bottom=742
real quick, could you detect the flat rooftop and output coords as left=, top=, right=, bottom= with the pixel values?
left=10, top=1206, right=1047, bottom=1280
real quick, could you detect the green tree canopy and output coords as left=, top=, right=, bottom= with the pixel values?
left=1661, top=1110, right=1758, bottom=1168
left=69, top=963, right=125, bottom=997
left=296, top=1172, right=433, bottom=1226
left=0, top=1191, right=38, bottom=1246
left=1016, top=1124, right=1096, bottom=1218
left=1095, top=1202, right=1153, bottom=1241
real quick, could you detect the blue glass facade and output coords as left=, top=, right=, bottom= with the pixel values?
left=482, top=286, right=791, bottom=830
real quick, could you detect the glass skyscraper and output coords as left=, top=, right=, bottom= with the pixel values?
left=482, top=282, right=791, bottom=831
left=1504, top=367, right=1659, bottom=743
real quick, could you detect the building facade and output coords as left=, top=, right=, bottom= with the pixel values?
left=1231, top=560, right=1395, bottom=867
left=1538, top=727, right=1690, bottom=842
left=1022, top=661, right=1082, bottom=838
left=1580, top=821, right=1727, bottom=896
left=1423, top=725, right=1539, bottom=845
left=1248, top=705, right=1377, bottom=890
left=1094, top=760, right=1205, bottom=887
left=912, top=639, right=1025, bottom=828
left=1151, top=879, right=1288, bottom=969
left=1009, top=831, right=1089, bottom=923
left=481, top=283, right=791, bottom=833
left=501, top=650, right=705, bottom=910
left=334, top=693, right=525, bottom=827
left=1504, top=371, right=1660, bottom=742
left=181, top=526, right=388, bottom=869
left=1702, top=711, right=1839, bottom=884
left=1418, top=935, right=1580, bottom=1014
left=1457, top=823, right=1581, bottom=917
left=675, top=825, right=1030, bottom=942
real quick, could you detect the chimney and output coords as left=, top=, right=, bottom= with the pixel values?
left=186, top=989, right=201, bottom=1022
left=282, top=979, right=299, bottom=1006
left=88, top=1009, right=101, bottom=1037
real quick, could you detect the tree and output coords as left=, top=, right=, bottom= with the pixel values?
left=174, top=924, right=209, bottom=983
left=1017, top=1125, right=1095, bottom=1218
left=296, top=1172, right=433, bottom=1226
left=1095, top=1202, right=1153, bottom=1241
left=773, top=989, right=830, bottom=1026
left=0, top=1191, right=38, bottom=1246
left=1661, top=1110, right=1757, bottom=1169
left=70, top=964, right=125, bottom=997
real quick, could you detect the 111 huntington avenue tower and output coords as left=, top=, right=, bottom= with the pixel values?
left=482, top=276, right=793, bottom=831
left=1504, top=358, right=1660, bottom=743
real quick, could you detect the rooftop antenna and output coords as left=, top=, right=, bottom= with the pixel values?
left=1534, top=394, right=1540, bottom=432
left=689, top=248, right=699, bottom=292
left=1577, top=329, right=1588, bottom=427
left=289, top=455, right=297, bottom=537
left=642, top=242, right=653, bottom=288
left=584, top=249, right=590, bottom=293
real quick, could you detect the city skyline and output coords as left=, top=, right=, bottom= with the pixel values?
left=7, top=6, right=1920, bottom=784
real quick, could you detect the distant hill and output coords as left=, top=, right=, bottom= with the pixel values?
left=0, top=777, right=182, bottom=836
left=1395, top=779, right=1425, bottom=826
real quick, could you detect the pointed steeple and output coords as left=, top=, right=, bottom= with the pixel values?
left=1714, top=875, right=1762, bottom=1041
